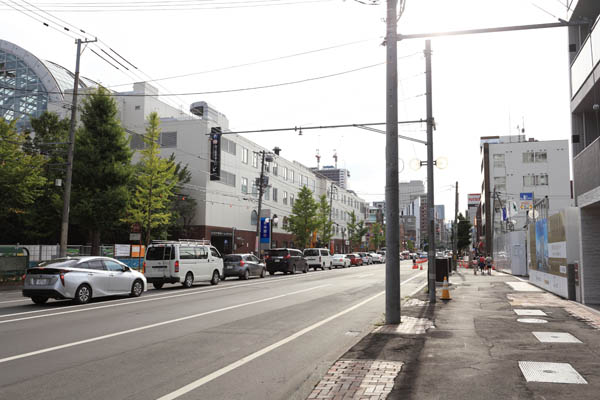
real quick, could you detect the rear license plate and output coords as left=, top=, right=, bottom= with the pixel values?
left=274, top=259, right=280, bottom=262
left=35, top=279, right=49, bottom=285
left=152, top=266, right=167, bottom=269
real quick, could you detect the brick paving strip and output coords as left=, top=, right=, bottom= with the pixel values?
left=507, top=292, right=600, bottom=330
left=308, top=359, right=403, bottom=399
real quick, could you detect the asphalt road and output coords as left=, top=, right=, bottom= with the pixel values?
left=0, top=260, right=427, bottom=400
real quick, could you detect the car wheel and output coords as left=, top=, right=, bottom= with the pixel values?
left=74, top=284, right=92, bottom=304
left=130, top=279, right=144, bottom=297
left=260, top=268, right=266, bottom=278
left=292, top=264, right=296, bottom=274
left=210, top=270, right=220, bottom=285
left=303, top=265, right=308, bottom=273
left=269, top=271, right=275, bottom=275
left=31, top=296, right=48, bottom=305
left=152, top=282, right=164, bottom=290
left=182, top=272, right=194, bottom=288
left=329, top=263, right=333, bottom=270
left=242, top=269, right=250, bottom=280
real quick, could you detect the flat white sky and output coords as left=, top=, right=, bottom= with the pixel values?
left=1, top=0, right=573, bottom=218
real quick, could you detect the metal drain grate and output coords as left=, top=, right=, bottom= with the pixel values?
left=514, top=309, right=547, bottom=316
left=517, top=318, right=548, bottom=324
left=532, top=332, right=582, bottom=343
left=519, top=361, right=587, bottom=384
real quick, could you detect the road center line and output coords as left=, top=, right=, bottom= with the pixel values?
left=156, top=290, right=386, bottom=400
left=0, top=284, right=330, bottom=364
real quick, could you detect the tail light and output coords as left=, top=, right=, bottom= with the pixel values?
left=284, top=254, right=291, bottom=260
left=142, top=261, right=146, bottom=274
left=265, top=255, right=270, bottom=260
left=175, top=260, right=180, bottom=273
left=239, top=260, right=245, bottom=266
left=59, top=270, right=68, bottom=286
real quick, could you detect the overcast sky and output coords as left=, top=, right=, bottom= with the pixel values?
left=2, top=0, right=573, bottom=219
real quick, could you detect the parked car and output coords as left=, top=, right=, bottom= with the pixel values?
left=143, top=240, right=223, bottom=289
left=346, top=254, right=363, bottom=266
left=377, top=251, right=386, bottom=263
left=303, top=248, right=333, bottom=270
left=358, top=252, right=373, bottom=265
left=369, top=253, right=383, bottom=263
left=418, top=252, right=428, bottom=259
left=222, top=254, right=265, bottom=280
left=265, top=248, right=307, bottom=275
left=23, top=256, right=147, bottom=305
left=332, top=254, right=351, bottom=268
left=401, top=251, right=410, bottom=260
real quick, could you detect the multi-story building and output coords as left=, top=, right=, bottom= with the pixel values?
left=310, top=166, right=350, bottom=189
left=480, top=135, right=571, bottom=255
left=399, top=180, right=425, bottom=212
left=0, top=39, right=367, bottom=255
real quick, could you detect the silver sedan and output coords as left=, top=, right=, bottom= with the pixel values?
left=23, top=256, right=147, bottom=305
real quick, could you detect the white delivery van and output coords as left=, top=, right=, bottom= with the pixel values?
left=303, top=248, right=333, bottom=270
left=143, top=240, right=223, bottom=289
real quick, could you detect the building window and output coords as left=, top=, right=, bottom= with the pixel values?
left=290, top=193, right=295, bottom=206
left=522, top=152, right=534, bottom=163
left=264, top=187, right=270, bottom=201
left=251, top=210, right=258, bottom=226
left=537, top=173, right=548, bottom=185
left=283, top=191, right=288, bottom=205
left=221, top=137, right=236, bottom=155
left=535, top=151, right=547, bottom=162
left=302, top=175, right=308, bottom=187
left=273, top=162, right=278, bottom=176
left=252, top=152, right=259, bottom=168
left=289, top=170, right=294, bottom=183
left=135, top=105, right=141, bottom=110
left=241, top=147, right=248, bottom=164
left=311, top=179, right=315, bottom=191
left=273, top=187, right=278, bottom=202
left=130, top=133, right=145, bottom=150
left=241, top=177, right=248, bottom=194
left=283, top=167, right=288, bottom=180
left=493, top=153, right=505, bottom=168
left=219, top=170, right=236, bottom=187
left=523, top=175, right=535, bottom=186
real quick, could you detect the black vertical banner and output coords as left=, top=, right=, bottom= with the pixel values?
left=210, top=126, right=221, bottom=181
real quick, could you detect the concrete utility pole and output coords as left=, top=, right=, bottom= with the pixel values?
left=453, top=181, right=458, bottom=270
left=254, top=151, right=267, bottom=255
left=385, top=0, right=401, bottom=324
left=60, top=37, right=97, bottom=258
left=425, top=40, right=436, bottom=304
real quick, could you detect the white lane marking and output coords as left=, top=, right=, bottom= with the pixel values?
left=0, top=298, right=30, bottom=304
left=0, top=268, right=344, bottom=321
left=156, top=290, right=385, bottom=400
left=0, top=284, right=330, bottom=364
left=355, top=274, right=374, bottom=278
left=400, top=271, right=426, bottom=286
left=157, top=272, right=427, bottom=400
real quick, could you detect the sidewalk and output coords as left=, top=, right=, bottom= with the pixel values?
left=307, top=267, right=600, bottom=399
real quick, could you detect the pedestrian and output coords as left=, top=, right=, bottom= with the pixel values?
left=412, top=253, right=417, bottom=267
left=477, top=255, right=485, bottom=275
left=485, top=255, right=493, bottom=275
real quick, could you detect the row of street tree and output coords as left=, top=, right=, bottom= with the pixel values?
left=0, top=88, right=195, bottom=254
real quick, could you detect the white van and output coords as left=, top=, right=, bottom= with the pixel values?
left=143, top=240, right=223, bottom=289
left=303, top=248, right=333, bottom=270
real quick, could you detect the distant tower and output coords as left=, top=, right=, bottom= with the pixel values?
left=333, top=150, right=338, bottom=169
left=315, top=149, right=321, bottom=169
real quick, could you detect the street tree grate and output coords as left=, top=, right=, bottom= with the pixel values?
left=519, top=361, right=587, bottom=384
left=517, top=318, right=548, bottom=324
left=514, top=309, right=547, bottom=316
left=532, top=332, right=582, bottom=343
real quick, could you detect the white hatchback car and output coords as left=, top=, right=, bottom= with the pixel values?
left=331, top=254, right=350, bottom=268
left=369, top=253, right=383, bottom=263
left=23, top=257, right=147, bottom=305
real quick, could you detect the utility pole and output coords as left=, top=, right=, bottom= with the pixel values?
left=60, top=37, right=97, bottom=258
left=254, top=151, right=267, bottom=256
left=425, top=39, right=436, bottom=304
left=385, top=0, right=400, bottom=324
left=453, top=181, right=458, bottom=271
left=328, top=182, right=337, bottom=252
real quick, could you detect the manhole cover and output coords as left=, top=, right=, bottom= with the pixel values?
left=518, top=318, right=548, bottom=324
left=519, top=361, right=587, bottom=384
left=532, top=332, right=582, bottom=343
left=514, top=309, right=547, bottom=316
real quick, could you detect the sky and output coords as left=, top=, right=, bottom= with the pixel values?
left=1, top=0, right=574, bottom=219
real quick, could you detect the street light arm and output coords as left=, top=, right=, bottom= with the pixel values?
left=355, top=125, right=427, bottom=145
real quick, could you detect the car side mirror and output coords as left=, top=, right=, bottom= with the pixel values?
left=123, top=266, right=130, bottom=272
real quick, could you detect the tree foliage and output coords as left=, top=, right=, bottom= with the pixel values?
left=370, top=222, right=385, bottom=250
left=347, top=211, right=368, bottom=251
left=457, top=213, right=472, bottom=253
left=71, top=87, right=133, bottom=254
left=316, top=194, right=333, bottom=246
left=0, top=118, right=47, bottom=239
left=123, top=112, right=176, bottom=246
left=166, top=153, right=197, bottom=239
left=286, top=186, right=318, bottom=249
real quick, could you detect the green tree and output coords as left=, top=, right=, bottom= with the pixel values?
left=71, top=87, right=133, bottom=254
left=457, top=213, right=472, bottom=253
left=370, top=222, right=385, bottom=250
left=406, top=239, right=415, bottom=251
left=124, top=112, right=177, bottom=246
left=0, top=118, right=47, bottom=241
left=286, top=186, right=318, bottom=249
left=166, top=153, right=197, bottom=239
left=316, top=194, right=333, bottom=246
left=347, top=211, right=368, bottom=251
left=22, top=112, right=70, bottom=243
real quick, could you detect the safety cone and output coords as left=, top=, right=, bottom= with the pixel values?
left=440, top=276, right=451, bottom=301
left=419, top=263, right=423, bottom=270
left=412, top=263, right=418, bottom=270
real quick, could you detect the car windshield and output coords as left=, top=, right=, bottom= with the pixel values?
left=303, top=249, right=319, bottom=256
left=267, top=250, right=288, bottom=257
left=37, top=259, right=79, bottom=269
left=146, top=246, right=175, bottom=260
left=224, top=255, right=242, bottom=262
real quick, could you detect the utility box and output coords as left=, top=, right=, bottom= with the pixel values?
left=435, top=257, right=451, bottom=283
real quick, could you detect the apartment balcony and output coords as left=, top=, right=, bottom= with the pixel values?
left=573, top=135, right=600, bottom=206
left=570, top=15, right=600, bottom=109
